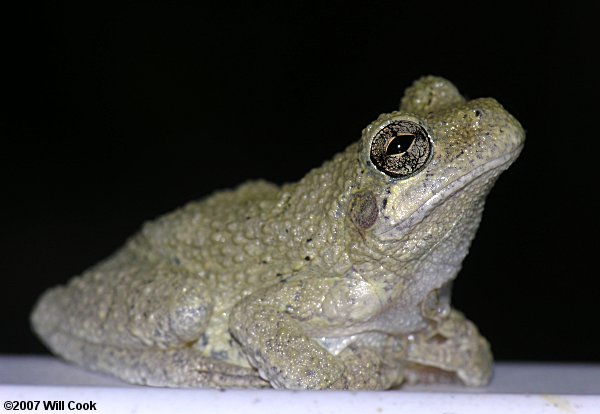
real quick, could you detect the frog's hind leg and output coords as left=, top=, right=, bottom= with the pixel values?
left=40, top=330, right=268, bottom=387
left=32, top=259, right=265, bottom=387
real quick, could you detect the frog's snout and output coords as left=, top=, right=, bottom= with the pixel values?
left=466, top=97, right=526, bottom=158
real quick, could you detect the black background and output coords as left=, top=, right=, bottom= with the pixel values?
left=2, top=2, right=597, bottom=363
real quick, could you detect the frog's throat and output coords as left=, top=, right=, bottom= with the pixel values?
left=375, top=146, right=523, bottom=240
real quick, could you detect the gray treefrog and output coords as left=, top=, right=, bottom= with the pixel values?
left=31, top=76, right=525, bottom=389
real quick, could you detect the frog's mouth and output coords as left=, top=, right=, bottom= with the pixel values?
left=374, top=146, right=523, bottom=240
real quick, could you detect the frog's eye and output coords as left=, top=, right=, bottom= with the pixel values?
left=369, top=120, right=433, bottom=179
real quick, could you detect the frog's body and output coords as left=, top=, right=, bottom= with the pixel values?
left=32, top=76, right=525, bottom=389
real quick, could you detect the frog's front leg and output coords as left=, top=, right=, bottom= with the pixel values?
left=229, top=275, right=393, bottom=390
left=404, top=307, right=492, bottom=386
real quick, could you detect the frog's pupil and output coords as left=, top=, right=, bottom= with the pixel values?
left=385, top=134, right=415, bottom=156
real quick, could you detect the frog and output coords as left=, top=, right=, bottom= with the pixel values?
left=31, top=76, right=525, bottom=390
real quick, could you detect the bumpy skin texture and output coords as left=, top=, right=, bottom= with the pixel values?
left=31, top=76, right=525, bottom=389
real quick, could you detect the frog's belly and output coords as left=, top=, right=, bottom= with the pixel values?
left=368, top=302, right=428, bottom=335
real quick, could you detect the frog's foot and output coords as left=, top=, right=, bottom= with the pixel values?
left=40, top=329, right=268, bottom=388
left=404, top=309, right=492, bottom=387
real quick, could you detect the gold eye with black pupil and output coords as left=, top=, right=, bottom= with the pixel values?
left=369, top=120, right=433, bottom=179
left=385, top=134, right=415, bottom=156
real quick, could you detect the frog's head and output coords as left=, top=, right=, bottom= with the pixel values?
left=347, top=76, right=524, bottom=272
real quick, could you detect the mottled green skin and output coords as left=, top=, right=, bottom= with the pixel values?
left=31, top=76, right=525, bottom=389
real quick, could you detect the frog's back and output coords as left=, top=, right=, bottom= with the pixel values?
left=130, top=179, right=283, bottom=279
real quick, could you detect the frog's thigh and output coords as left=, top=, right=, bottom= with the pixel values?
left=405, top=309, right=492, bottom=386
left=33, top=261, right=213, bottom=350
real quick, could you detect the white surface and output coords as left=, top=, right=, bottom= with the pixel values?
left=1, top=356, right=599, bottom=413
